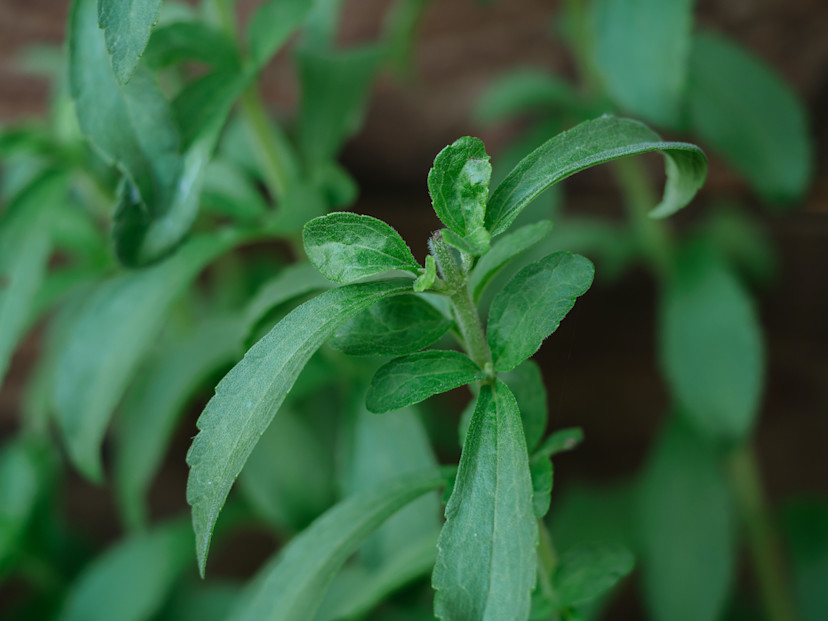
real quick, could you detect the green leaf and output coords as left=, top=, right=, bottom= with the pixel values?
left=488, top=252, right=594, bottom=371
left=688, top=32, right=813, bottom=204
left=529, top=453, right=553, bottom=519
left=0, top=171, right=66, bottom=389
left=54, top=232, right=239, bottom=482
left=331, top=295, right=451, bottom=357
left=535, top=427, right=584, bottom=458
left=428, top=136, right=492, bottom=237
left=413, top=255, right=437, bottom=292
left=554, top=542, right=635, bottom=608
left=659, top=242, right=763, bottom=441
left=201, top=158, right=269, bottom=223
left=591, top=0, right=694, bottom=126
left=501, top=360, right=548, bottom=452
left=115, top=316, right=242, bottom=530
left=474, top=70, right=584, bottom=125
left=485, top=116, right=707, bottom=236
left=366, top=350, right=484, bottom=413
left=303, top=212, right=420, bottom=283
left=143, top=21, right=240, bottom=70
left=98, top=0, right=163, bottom=84
left=440, top=227, right=491, bottom=257
left=470, top=220, right=554, bottom=302
left=781, top=500, right=828, bottom=621
left=248, top=0, right=314, bottom=69
left=58, top=520, right=194, bottom=621
left=186, top=278, right=412, bottom=575
left=638, top=418, right=734, bottom=621
left=228, top=469, right=446, bottom=621
left=433, top=382, right=537, bottom=621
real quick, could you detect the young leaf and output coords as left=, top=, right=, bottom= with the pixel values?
left=98, top=0, right=163, bottom=84
left=187, top=278, right=412, bottom=575
left=331, top=295, right=451, bottom=357
left=530, top=453, right=553, bottom=519
left=535, top=427, right=584, bottom=458
left=366, top=350, right=485, bottom=413
left=413, top=255, right=437, bottom=292
left=303, top=212, right=420, bottom=283
left=660, top=242, right=763, bottom=442
left=440, top=227, right=491, bottom=257
left=470, top=220, right=554, bottom=302
left=501, top=360, right=548, bottom=452
left=143, top=21, right=240, bottom=70
left=485, top=116, right=707, bottom=236
left=591, top=0, right=694, bottom=127
left=248, top=0, right=314, bottom=69
left=688, top=32, right=812, bottom=204
left=488, top=252, right=594, bottom=371
left=638, top=419, right=735, bottom=621
left=58, top=520, right=194, bottom=621
left=433, top=382, right=537, bottom=621
left=554, top=542, right=635, bottom=608
left=428, top=136, right=492, bottom=237
left=54, top=232, right=240, bottom=482
left=227, top=469, right=446, bottom=621
left=475, top=70, right=584, bottom=125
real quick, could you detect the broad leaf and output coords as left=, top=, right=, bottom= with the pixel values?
left=228, top=469, right=446, bottom=621
left=501, top=360, right=548, bottom=451
left=433, top=382, right=537, bottom=621
left=485, top=116, right=707, bottom=236
left=688, top=32, right=812, bottom=204
left=143, top=21, right=240, bottom=70
left=660, top=242, right=763, bottom=442
left=58, top=521, right=193, bottom=621
left=115, top=316, right=242, bottom=530
left=781, top=500, right=828, bottom=621
left=54, top=232, right=239, bottom=481
left=592, top=0, right=694, bottom=126
left=366, top=350, right=484, bottom=413
left=98, top=0, right=163, bottom=84
left=0, top=171, right=66, bottom=388
left=470, top=220, right=554, bottom=302
left=187, top=278, right=412, bottom=575
left=488, top=252, right=594, bottom=371
left=428, top=136, right=492, bottom=237
left=475, top=70, right=584, bottom=124
left=554, top=542, right=635, bottom=608
left=248, top=0, right=314, bottom=69
left=638, top=419, right=734, bottom=621
left=303, top=212, right=420, bottom=283
left=331, top=295, right=451, bottom=356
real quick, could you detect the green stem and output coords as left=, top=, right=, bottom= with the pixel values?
left=726, top=443, right=798, bottom=621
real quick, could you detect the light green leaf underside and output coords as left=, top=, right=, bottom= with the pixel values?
left=186, top=278, right=413, bottom=575
left=433, top=381, right=537, bottom=621
left=485, top=116, right=707, bottom=236
left=58, top=521, right=194, bottom=621
left=54, top=232, right=239, bottom=482
left=98, top=0, right=163, bottom=84
left=366, top=350, right=485, bottom=414
left=248, top=0, right=314, bottom=69
left=488, top=252, right=594, bottom=371
left=688, top=31, right=813, bottom=204
left=304, top=212, right=420, bottom=283
left=228, top=469, right=446, bottom=621
left=592, top=0, right=694, bottom=126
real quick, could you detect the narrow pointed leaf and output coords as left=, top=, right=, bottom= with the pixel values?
left=98, top=0, right=163, bottom=84
left=366, top=350, right=484, bottom=413
left=428, top=136, right=492, bottom=236
left=485, top=116, right=707, bottom=236
left=304, top=212, right=420, bottom=283
left=433, top=382, right=537, bottom=621
left=248, top=0, right=314, bottom=69
left=186, top=278, right=412, bottom=575
left=228, top=469, right=446, bottom=621
left=488, top=252, right=594, bottom=371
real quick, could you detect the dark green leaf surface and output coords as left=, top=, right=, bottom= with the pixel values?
left=592, top=0, right=694, bottom=126
left=433, top=382, right=537, bottom=621
left=0, top=172, right=66, bottom=389
left=55, top=232, right=239, bottom=482
left=366, top=350, right=484, bottom=413
left=501, top=360, right=548, bottom=452
left=187, top=279, right=412, bottom=575
left=470, top=220, right=554, bottom=302
left=428, top=136, right=492, bottom=237
left=58, top=521, right=193, bottom=621
left=529, top=453, right=553, bottom=518
left=331, top=295, right=451, bottom=356
left=781, top=500, right=828, bottom=621
left=143, top=21, right=239, bottom=70
left=475, top=70, right=583, bottom=124
left=555, top=542, right=635, bottom=607
left=228, top=469, right=445, bottom=621
left=98, top=0, right=163, bottom=84
left=688, top=32, right=812, bottom=204
left=304, top=212, right=420, bottom=283
left=660, top=243, right=763, bottom=441
left=248, top=0, right=314, bottom=69
left=485, top=116, right=707, bottom=236
left=638, top=419, right=734, bottom=621
left=488, top=252, right=594, bottom=371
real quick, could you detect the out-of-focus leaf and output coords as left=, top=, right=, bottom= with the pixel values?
left=555, top=543, right=635, bottom=608
left=248, top=0, right=314, bottom=69
left=98, top=0, right=163, bottom=84
left=161, top=581, right=242, bottom=621
left=781, top=500, right=828, bottom=621
left=383, top=0, right=432, bottom=76
left=700, top=206, right=777, bottom=285
left=535, top=427, right=584, bottom=458
left=529, top=453, right=553, bottom=518
left=688, top=32, right=813, bottom=204
left=200, top=158, right=269, bottom=223
left=501, top=360, right=548, bottom=451
left=143, top=21, right=239, bottom=70
left=243, top=263, right=331, bottom=334
left=475, top=70, right=583, bottom=124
